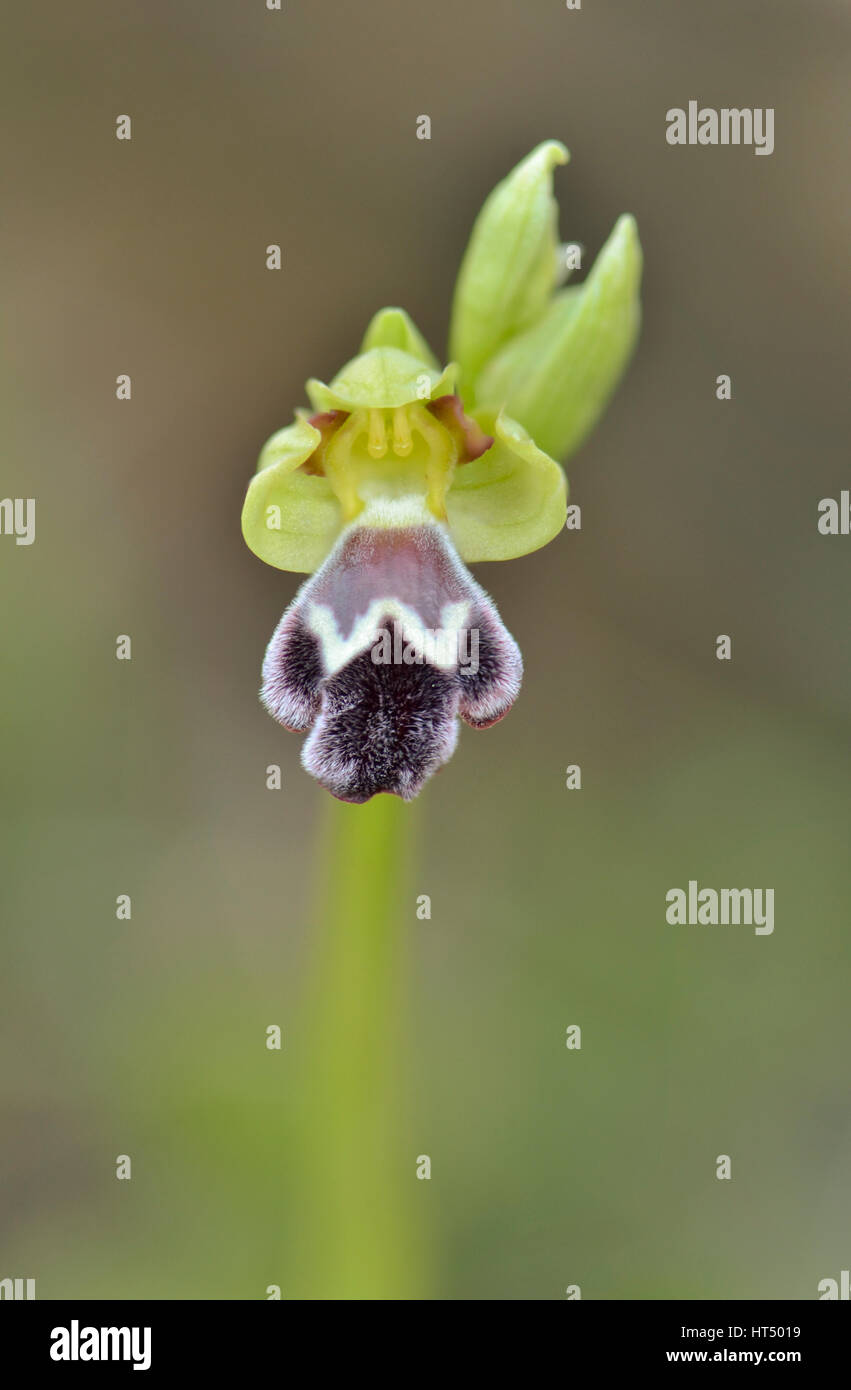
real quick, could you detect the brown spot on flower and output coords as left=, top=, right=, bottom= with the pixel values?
left=299, top=410, right=349, bottom=475
left=427, top=395, right=494, bottom=463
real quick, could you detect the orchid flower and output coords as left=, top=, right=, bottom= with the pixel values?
left=242, top=141, right=642, bottom=802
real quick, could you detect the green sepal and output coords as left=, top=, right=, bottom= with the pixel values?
left=359, top=307, right=440, bottom=370
left=307, top=347, right=456, bottom=412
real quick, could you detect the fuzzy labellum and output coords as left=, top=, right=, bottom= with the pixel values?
left=261, top=516, right=522, bottom=803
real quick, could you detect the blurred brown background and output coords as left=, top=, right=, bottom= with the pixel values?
left=1, top=0, right=849, bottom=1298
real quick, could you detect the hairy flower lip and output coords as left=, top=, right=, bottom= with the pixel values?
left=261, top=521, right=522, bottom=802
left=301, top=627, right=462, bottom=802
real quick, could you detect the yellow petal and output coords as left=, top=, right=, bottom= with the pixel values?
left=241, top=417, right=343, bottom=573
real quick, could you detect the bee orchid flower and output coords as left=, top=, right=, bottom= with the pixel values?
left=242, top=141, right=642, bottom=802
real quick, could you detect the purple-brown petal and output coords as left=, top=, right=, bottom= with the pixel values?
left=261, top=607, right=323, bottom=731
left=427, top=395, right=494, bottom=462
left=299, top=409, right=349, bottom=475
left=260, top=522, right=522, bottom=801
left=456, top=600, right=523, bottom=728
left=302, top=620, right=460, bottom=802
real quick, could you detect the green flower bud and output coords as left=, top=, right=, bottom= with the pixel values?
left=475, top=213, right=642, bottom=461
left=448, top=140, right=568, bottom=399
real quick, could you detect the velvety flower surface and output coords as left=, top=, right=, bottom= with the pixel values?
left=242, top=141, right=642, bottom=801
left=262, top=520, right=522, bottom=802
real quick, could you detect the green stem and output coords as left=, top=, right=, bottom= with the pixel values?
left=293, top=793, right=425, bottom=1299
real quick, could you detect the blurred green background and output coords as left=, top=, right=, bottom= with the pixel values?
left=2, top=0, right=849, bottom=1299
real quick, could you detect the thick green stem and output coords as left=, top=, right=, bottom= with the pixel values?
left=292, top=793, right=425, bottom=1299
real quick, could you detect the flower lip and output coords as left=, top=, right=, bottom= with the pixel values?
left=261, top=521, right=523, bottom=801
left=301, top=628, right=462, bottom=803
